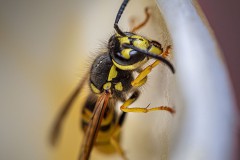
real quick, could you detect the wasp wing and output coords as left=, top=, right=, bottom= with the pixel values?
left=79, top=92, right=110, bottom=160
left=50, top=73, right=89, bottom=146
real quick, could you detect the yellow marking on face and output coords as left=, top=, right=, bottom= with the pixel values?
left=108, top=65, right=118, bottom=81
left=118, top=36, right=130, bottom=44
left=115, top=82, right=123, bottom=91
left=148, top=45, right=162, bottom=55
left=112, top=57, right=148, bottom=70
left=115, top=33, right=121, bottom=37
left=90, top=83, right=100, bottom=94
left=131, top=35, right=143, bottom=39
left=133, top=39, right=149, bottom=50
left=121, top=49, right=131, bottom=59
left=103, top=82, right=112, bottom=90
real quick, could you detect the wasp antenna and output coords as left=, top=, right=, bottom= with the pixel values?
left=122, top=44, right=175, bottom=73
left=114, top=0, right=130, bottom=36
left=114, top=24, right=126, bottom=36
left=114, top=0, right=129, bottom=25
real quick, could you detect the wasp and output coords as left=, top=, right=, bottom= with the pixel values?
left=50, top=0, right=175, bottom=160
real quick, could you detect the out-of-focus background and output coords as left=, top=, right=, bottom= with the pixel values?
left=0, top=0, right=239, bottom=160
left=198, top=0, right=240, bottom=111
left=198, top=1, right=240, bottom=159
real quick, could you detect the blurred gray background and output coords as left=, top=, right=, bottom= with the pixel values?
left=198, top=1, right=240, bottom=159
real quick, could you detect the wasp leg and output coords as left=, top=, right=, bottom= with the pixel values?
left=110, top=112, right=127, bottom=160
left=131, top=46, right=171, bottom=87
left=120, top=90, right=175, bottom=113
left=131, top=7, right=151, bottom=32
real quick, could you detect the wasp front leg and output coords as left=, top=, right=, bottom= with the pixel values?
left=131, top=46, right=172, bottom=87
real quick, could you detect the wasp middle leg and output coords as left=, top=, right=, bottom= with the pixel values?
left=120, top=90, right=175, bottom=114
